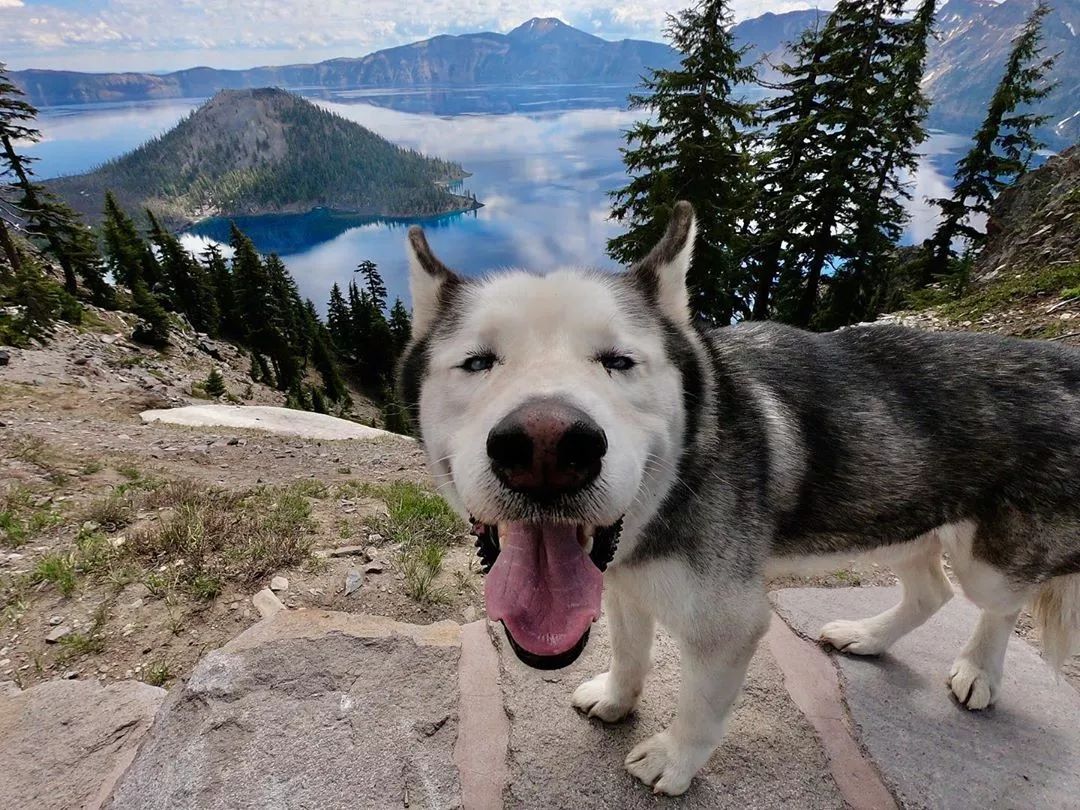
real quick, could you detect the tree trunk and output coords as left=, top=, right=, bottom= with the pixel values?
left=751, top=238, right=782, bottom=319
left=0, top=217, right=21, bottom=275
left=795, top=224, right=832, bottom=328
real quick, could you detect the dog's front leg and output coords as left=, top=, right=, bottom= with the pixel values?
left=572, top=567, right=655, bottom=721
left=625, top=591, right=769, bottom=796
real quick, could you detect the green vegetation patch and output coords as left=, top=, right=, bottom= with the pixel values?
left=938, top=263, right=1080, bottom=322
left=0, top=485, right=63, bottom=548
left=363, top=481, right=466, bottom=605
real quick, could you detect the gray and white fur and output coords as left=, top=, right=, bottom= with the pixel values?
left=398, top=202, right=1080, bottom=796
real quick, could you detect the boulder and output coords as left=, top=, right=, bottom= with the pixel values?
left=106, top=611, right=461, bottom=810
left=0, top=679, right=165, bottom=810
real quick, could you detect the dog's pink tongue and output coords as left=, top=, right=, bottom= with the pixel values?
left=485, top=522, right=603, bottom=657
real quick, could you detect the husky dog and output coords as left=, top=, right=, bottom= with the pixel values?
left=398, top=202, right=1080, bottom=796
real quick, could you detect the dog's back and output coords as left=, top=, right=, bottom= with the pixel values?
left=716, top=321, right=1080, bottom=667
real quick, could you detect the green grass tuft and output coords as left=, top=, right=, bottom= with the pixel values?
left=30, top=553, right=78, bottom=597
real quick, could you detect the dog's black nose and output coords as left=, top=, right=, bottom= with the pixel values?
left=487, top=399, right=607, bottom=499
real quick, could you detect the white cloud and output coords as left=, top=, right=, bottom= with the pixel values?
left=0, top=0, right=833, bottom=72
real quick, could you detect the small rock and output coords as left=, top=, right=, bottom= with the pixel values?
left=252, top=588, right=285, bottom=619
left=363, top=561, right=384, bottom=574
left=62, top=670, right=79, bottom=680
left=48, top=615, right=64, bottom=626
left=45, top=626, right=72, bottom=644
left=462, top=606, right=477, bottom=623
left=270, top=576, right=289, bottom=592
left=73, top=356, right=90, bottom=366
left=0, top=350, right=9, bottom=367
left=344, top=569, right=364, bottom=597
left=367, top=533, right=384, bottom=544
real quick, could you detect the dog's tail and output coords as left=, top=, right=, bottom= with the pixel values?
left=1032, top=573, right=1080, bottom=670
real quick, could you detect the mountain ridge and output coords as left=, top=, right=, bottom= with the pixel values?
left=10, top=18, right=679, bottom=106
left=9, top=8, right=1079, bottom=145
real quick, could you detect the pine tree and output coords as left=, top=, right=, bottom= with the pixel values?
left=229, top=223, right=271, bottom=347
left=202, top=244, right=238, bottom=337
left=608, top=0, right=759, bottom=325
left=326, top=282, right=350, bottom=353
left=203, top=368, right=226, bottom=398
left=308, top=385, right=328, bottom=415
left=815, top=0, right=938, bottom=329
left=101, top=193, right=161, bottom=292
left=262, top=253, right=304, bottom=389
left=355, top=259, right=387, bottom=314
left=381, top=386, right=412, bottom=435
left=388, top=298, right=412, bottom=358
left=310, top=322, right=350, bottom=406
left=99, top=194, right=170, bottom=344
left=129, top=276, right=171, bottom=347
left=925, top=1, right=1056, bottom=280
left=753, top=0, right=936, bottom=327
left=346, top=279, right=395, bottom=387
left=0, top=64, right=111, bottom=303
left=147, top=211, right=219, bottom=335
left=0, top=256, right=61, bottom=344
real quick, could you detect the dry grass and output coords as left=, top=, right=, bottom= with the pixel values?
left=124, top=480, right=315, bottom=599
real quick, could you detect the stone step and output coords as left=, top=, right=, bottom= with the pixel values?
left=773, top=586, right=1080, bottom=810
left=14, top=588, right=1075, bottom=809
left=0, top=678, right=165, bottom=810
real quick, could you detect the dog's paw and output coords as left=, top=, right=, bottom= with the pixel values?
left=947, top=657, right=1000, bottom=710
left=571, top=672, right=636, bottom=723
left=820, top=619, right=890, bottom=656
left=624, top=731, right=701, bottom=796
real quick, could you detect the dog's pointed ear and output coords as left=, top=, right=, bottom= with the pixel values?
left=407, top=225, right=460, bottom=336
left=630, top=201, right=696, bottom=324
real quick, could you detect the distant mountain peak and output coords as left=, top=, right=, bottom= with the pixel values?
left=509, top=17, right=571, bottom=36
left=506, top=17, right=602, bottom=44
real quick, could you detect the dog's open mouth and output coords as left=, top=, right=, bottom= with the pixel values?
left=470, top=520, right=622, bottom=670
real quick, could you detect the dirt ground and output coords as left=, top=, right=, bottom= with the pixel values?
left=2, top=311, right=1077, bottom=693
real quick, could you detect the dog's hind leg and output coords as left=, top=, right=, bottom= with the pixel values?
left=947, top=608, right=1021, bottom=709
left=820, top=531, right=954, bottom=655
left=572, top=568, right=655, bottom=722
left=942, top=520, right=1034, bottom=710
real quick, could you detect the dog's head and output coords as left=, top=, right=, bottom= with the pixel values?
left=398, top=203, right=698, bottom=667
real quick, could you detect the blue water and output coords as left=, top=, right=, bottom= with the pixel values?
left=27, top=85, right=968, bottom=313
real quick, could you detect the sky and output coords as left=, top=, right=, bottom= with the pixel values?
left=0, top=0, right=831, bottom=73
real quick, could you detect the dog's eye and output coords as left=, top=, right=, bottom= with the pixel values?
left=460, top=353, right=497, bottom=373
left=598, top=352, right=636, bottom=372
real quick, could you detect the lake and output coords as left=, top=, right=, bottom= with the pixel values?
left=27, top=85, right=971, bottom=314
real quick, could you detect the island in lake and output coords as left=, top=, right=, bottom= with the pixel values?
left=45, top=87, right=477, bottom=227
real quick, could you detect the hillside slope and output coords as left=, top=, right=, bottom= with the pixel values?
left=44, top=88, right=472, bottom=226
left=884, top=144, right=1080, bottom=344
